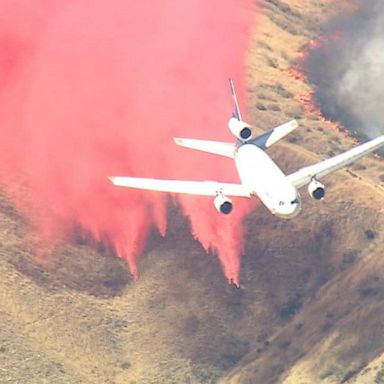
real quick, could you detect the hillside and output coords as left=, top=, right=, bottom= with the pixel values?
left=2, top=1, right=384, bottom=383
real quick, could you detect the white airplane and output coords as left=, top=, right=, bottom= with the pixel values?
left=109, top=79, right=384, bottom=219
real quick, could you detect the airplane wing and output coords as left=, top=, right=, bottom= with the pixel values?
left=287, top=135, right=384, bottom=189
left=108, top=176, right=250, bottom=197
left=173, top=138, right=236, bottom=159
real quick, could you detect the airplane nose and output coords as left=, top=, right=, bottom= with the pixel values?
left=287, top=201, right=301, bottom=218
left=275, top=200, right=301, bottom=219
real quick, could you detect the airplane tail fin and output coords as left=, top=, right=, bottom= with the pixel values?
left=229, top=78, right=243, bottom=121
left=174, top=138, right=236, bottom=159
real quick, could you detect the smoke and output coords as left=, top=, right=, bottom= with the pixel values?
left=0, top=1, right=256, bottom=284
left=300, top=1, right=384, bottom=139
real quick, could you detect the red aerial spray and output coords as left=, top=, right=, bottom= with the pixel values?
left=0, top=0, right=257, bottom=284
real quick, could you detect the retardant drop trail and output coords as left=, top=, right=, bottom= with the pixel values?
left=0, top=0, right=257, bottom=284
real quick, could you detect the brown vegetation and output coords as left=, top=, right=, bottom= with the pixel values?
left=2, top=1, right=384, bottom=383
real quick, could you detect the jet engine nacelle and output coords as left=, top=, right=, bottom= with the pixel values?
left=308, top=179, right=325, bottom=200
left=214, top=194, right=233, bottom=214
left=228, top=117, right=255, bottom=142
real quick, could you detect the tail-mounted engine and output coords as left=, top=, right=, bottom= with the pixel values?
left=228, top=117, right=255, bottom=142
left=214, top=193, right=233, bottom=214
left=308, top=179, right=325, bottom=200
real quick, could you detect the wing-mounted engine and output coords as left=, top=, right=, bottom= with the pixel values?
left=308, top=179, right=325, bottom=200
left=214, top=193, right=233, bottom=214
left=228, top=117, right=255, bottom=142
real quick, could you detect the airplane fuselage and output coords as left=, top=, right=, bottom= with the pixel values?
left=235, top=144, right=301, bottom=218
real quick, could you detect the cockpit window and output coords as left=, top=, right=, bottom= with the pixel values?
left=291, top=198, right=300, bottom=205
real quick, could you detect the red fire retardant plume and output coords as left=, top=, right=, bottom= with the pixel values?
left=0, top=1, right=256, bottom=284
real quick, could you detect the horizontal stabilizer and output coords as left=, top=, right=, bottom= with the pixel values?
left=252, top=119, right=298, bottom=149
left=174, top=138, right=236, bottom=159
left=108, top=176, right=250, bottom=197
left=288, top=135, right=384, bottom=189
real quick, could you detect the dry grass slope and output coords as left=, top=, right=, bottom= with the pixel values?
left=1, top=1, right=384, bottom=383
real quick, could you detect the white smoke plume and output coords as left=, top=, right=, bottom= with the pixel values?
left=302, top=1, right=384, bottom=139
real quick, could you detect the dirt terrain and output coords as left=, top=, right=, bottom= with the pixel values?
left=2, top=1, right=384, bottom=383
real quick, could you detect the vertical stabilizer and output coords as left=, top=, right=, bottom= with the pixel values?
left=229, top=78, right=243, bottom=121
